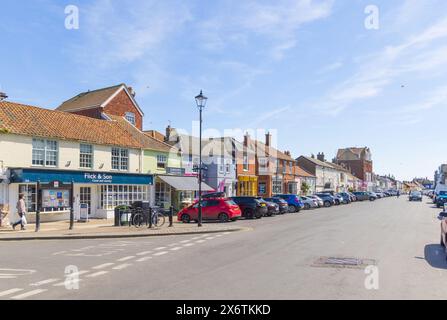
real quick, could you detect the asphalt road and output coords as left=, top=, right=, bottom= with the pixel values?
left=0, top=196, right=446, bottom=300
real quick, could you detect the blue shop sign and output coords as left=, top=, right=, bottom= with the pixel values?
left=9, top=168, right=153, bottom=185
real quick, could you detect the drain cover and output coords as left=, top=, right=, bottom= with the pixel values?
left=313, top=257, right=377, bottom=269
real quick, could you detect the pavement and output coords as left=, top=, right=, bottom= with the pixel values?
left=0, top=196, right=446, bottom=300
left=0, top=219, right=247, bottom=241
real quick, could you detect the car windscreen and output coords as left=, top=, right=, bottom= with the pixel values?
left=225, top=200, right=237, bottom=206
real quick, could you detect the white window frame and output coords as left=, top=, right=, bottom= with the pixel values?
left=112, top=148, right=129, bottom=171
left=80, top=144, right=94, bottom=169
left=125, top=112, right=136, bottom=126
left=32, top=138, right=58, bottom=167
left=157, top=154, right=167, bottom=169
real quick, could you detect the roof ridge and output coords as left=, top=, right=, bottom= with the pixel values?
left=60, top=84, right=124, bottom=105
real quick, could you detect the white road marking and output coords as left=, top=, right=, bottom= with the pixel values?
left=223, top=232, right=231, bottom=235
left=53, top=279, right=82, bottom=287
left=168, top=243, right=179, bottom=247
left=196, top=240, right=206, bottom=243
left=215, top=234, right=223, bottom=237
left=117, top=256, right=135, bottom=262
left=113, top=264, right=133, bottom=270
left=86, top=271, right=109, bottom=278
left=154, top=247, right=167, bottom=251
left=153, top=251, right=168, bottom=256
left=136, top=251, right=153, bottom=256
left=170, top=247, right=182, bottom=251
left=11, top=289, right=47, bottom=300
left=180, top=240, right=191, bottom=243
left=136, top=257, right=152, bottom=262
left=92, top=263, right=115, bottom=270
left=0, top=276, right=16, bottom=279
left=53, top=251, right=67, bottom=255
left=205, top=237, right=216, bottom=240
left=183, top=243, right=194, bottom=247
left=0, top=269, right=36, bottom=279
left=30, top=279, right=59, bottom=287
left=0, top=288, right=23, bottom=297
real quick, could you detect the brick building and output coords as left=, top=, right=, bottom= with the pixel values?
left=335, top=147, right=373, bottom=190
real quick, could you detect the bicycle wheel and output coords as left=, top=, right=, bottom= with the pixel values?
left=153, top=214, right=166, bottom=227
left=133, top=213, right=144, bottom=228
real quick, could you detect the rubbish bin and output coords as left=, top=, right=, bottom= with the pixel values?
left=114, top=205, right=131, bottom=226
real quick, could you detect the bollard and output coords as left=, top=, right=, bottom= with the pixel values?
left=148, top=207, right=153, bottom=229
left=169, top=207, right=174, bottom=227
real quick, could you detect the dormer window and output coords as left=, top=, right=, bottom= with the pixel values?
left=125, top=112, right=136, bottom=126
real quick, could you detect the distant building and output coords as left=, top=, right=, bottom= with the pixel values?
left=335, top=147, right=374, bottom=191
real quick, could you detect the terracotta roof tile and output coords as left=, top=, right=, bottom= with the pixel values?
left=56, top=84, right=123, bottom=112
left=0, top=101, right=143, bottom=149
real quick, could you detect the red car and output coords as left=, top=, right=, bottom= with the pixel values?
left=178, top=198, right=242, bottom=223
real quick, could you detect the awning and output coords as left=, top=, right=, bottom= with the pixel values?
left=158, top=175, right=214, bottom=192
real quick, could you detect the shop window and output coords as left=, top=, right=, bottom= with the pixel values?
left=155, top=181, right=171, bottom=207
left=99, top=184, right=148, bottom=210
left=258, top=182, right=267, bottom=195
left=272, top=180, right=283, bottom=194
left=32, top=138, right=58, bottom=167
left=112, top=148, right=129, bottom=171
left=157, top=155, right=167, bottom=169
left=80, top=144, right=93, bottom=169
left=19, top=184, right=37, bottom=213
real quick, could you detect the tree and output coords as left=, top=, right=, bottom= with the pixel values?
left=301, top=181, right=311, bottom=195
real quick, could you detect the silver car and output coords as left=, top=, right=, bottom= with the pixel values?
left=307, top=195, right=324, bottom=208
left=300, top=196, right=319, bottom=209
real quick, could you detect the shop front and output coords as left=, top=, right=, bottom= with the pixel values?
left=237, top=176, right=258, bottom=196
left=8, top=168, right=153, bottom=222
left=155, top=174, right=214, bottom=212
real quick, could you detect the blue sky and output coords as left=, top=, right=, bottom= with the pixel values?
left=1, top=0, right=447, bottom=181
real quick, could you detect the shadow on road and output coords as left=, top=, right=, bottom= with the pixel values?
left=423, top=244, right=447, bottom=269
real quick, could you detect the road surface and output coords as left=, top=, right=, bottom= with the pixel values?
left=0, top=196, right=445, bottom=300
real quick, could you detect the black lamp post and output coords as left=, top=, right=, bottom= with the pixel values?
left=195, top=90, right=208, bottom=227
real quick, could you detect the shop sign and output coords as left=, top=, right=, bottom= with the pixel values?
left=83, top=173, right=113, bottom=184
left=166, top=167, right=186, bottom=176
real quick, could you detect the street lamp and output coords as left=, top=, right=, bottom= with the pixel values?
left=195, top=90, right=208, bottom=227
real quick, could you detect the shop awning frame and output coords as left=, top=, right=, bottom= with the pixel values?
left=158, top=175, right=214, bottom=192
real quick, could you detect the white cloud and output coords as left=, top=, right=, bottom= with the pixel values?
left=315, top=14, right=447, bottom=115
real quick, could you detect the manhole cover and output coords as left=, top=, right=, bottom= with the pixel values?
left=312, top=257, right=377, bottom=269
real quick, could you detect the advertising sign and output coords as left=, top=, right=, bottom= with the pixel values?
left=42, top=190, right=70, bottom=208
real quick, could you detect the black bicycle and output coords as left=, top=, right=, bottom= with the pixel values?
left=132, top=207, right=166, bottom=228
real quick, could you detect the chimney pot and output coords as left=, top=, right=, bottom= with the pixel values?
left=265, top=132, right=272, bottom=147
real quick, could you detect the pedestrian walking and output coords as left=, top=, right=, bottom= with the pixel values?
left=12, top=194, right=27, bottom=231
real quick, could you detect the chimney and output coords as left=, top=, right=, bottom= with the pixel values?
left=166, top=125, right=173, bottom=141
left=128, top=86, right=136, bottom=98
left=0, top=91, right=7, bottom=101
left=311, top=154, right=315, bottom=159
left=265, top=132, right=272, bottom=147
left=244, top=133, right=250, bottom=147
left=317, top=152, right=325, bottom=162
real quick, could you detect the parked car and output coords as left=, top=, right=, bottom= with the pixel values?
left=436, top=191, right=447, bottom=208
left=264, top=198, right=289, bottom=214
left=338, top=193, right=352, bottom=204
left=315, top=193, right=336, bottom=207
left=439, top=210, right=447, bottom=260
left=409, top=191, right=423, bottom=202
left=321, top=191, right=343, bottom=205
left=347, top=192, right=357, bottom=202
left=352, top=192, right=376, bottom=201
left=275, top=194, right=304, bottom=213
left=230, top=197, right=268, bottom=219
left=202, top=192, right=226, bottom=199
left=177, top=198, right=241, bottom=223
left=300, top=196, right=319, bottom=210
left=256, top=197, right=279, bottom=216
left=307, top=195, right=324, bottom=207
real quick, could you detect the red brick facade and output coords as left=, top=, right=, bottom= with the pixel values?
left=337, top=159, right=373, bottom=181
left=104, top=90, right=143, bottom=130
left=70, top=107, right=103, bottom=119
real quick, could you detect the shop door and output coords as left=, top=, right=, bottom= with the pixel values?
left=80, top=187, right=92, bottom=215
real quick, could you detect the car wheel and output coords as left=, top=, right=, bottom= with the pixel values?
left=370, top=197, right=375, bottom=201
left=255, top=211, right=263, bottom=219
left=324, top=201, right=331, bottom=207
left=218, top=213, right=229, bottom=223
left=181, top=214, right=191, bottom=224
left=305, top=203, right=311, bottom=210
left=289, top=205, right=297, bottom=213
